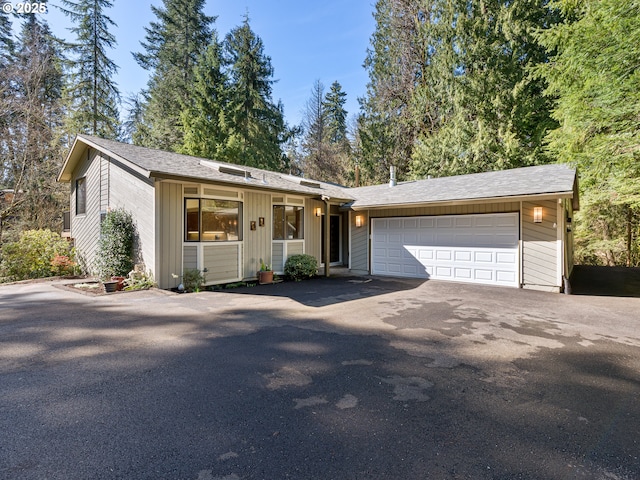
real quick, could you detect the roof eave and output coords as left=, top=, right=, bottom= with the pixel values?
left=344, top=191, right=577, bottom=211
left=58, top=135, right=152, bottom=183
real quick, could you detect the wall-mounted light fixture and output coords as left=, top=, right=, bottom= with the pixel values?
left=533, top=206, right=543, bottom=223
left=314, top=207, right=322, bottom=217
left=355, top=214, right=364, bottom=228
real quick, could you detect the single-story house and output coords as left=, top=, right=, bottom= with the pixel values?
left=58, top=134, right=579, bottom=292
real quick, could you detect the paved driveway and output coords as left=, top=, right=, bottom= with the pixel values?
left=1, top=276, right=639, bottom=479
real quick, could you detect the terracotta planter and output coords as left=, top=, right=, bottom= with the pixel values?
left=257, top=270, right=274, bottom=285
left=111, top=276, right=125, bottom=291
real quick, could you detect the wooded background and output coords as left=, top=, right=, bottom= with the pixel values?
left=1, top=0, right=638, bottom=267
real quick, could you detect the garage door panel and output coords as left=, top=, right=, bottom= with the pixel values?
left=454, top=251, right=472, bottom=262
left=371, top=213, right=519, bottom=287
left=454, top=267, right=472, bottom=279
left=475, top=251, right=494, bottom=263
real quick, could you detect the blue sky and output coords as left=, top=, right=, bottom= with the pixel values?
left=20, top=1, right=376, bottom=127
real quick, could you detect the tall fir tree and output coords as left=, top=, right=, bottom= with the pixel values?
left=0, top=10, right=13, bottom=66
left=133, top=0, right=214, bottom=151
left=537, top=0, right=640, bottom=266
left=0, top=17, right=66, bottom=242
left=180, top=31, right=229, bottom=159
left=410, top=0, right=558, bottom=178
left=323, top=81, right=348, bottom=145
left=358, top=0, right=424, bottom=184
left=60, top=0, right=121, bottom=139
left=301, top=80, right=329, bottom=180
left=221, top=16, right=286, bottom=170
left=359, top=0, right=558, bottom=182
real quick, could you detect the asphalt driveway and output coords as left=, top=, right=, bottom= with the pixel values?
left=1, top=275, right=639, bottom=479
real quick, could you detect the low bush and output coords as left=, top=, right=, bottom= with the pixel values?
left=0, top=229, right=75, bottom=281
left=284, top=254, right=318, bottom=281
left=182, top=268, right=205, bottom=292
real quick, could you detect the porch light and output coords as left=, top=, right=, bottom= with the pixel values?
left=314, top=207, right=322, bottom=217
left=533, top=206, right=543, bottom=223
left=355, top=215, right=364, bottom=228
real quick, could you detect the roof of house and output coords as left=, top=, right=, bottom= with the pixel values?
left=58, top=135, right=352, bottom=201
left=58, top=135, right=578, bottom=209
left=346, top=164, right=579, bottom=210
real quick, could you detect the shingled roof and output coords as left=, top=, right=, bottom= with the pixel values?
left=345, top=164, right=579, bottom=210
left=58, top=135, right=353, bottom=201
left=59, top=135, right=578, bottom=209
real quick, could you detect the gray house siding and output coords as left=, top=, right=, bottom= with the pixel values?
left=70, top=149, right=102, bottom=272
left=157, top=182, right=183, bottom=289
left=244, top=191, right=272, bottom=279
left=105, top=154, right=155, bottom=277
left=70, top=148, right=156, bottom=280
left=350, top=210, right=369, bottom=273
left=522, top=199, right=559, bottom=291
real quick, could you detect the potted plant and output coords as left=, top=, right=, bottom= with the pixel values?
left=257, top=260, right=273, bottom=284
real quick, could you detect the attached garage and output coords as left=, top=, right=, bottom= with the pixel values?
left=371, top=213, right=519, bottom=287
left=346, top=164, right=580, bottom=292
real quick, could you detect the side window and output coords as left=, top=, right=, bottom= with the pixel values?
left=273, top=205, right=304, bottom=240
left=76, top=177, right=86, bottom=215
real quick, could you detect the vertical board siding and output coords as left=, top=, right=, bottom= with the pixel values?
left=158, top=182, right=182, bottom=289
left=244, top=191, right=272, bottom=279
left=522, top=200, right=558, bottom=288
left=350, top=210, right=369, bottom=272
left=203, top=244, right=241, bottom=283
left=305, top=199, right=323, bottom=264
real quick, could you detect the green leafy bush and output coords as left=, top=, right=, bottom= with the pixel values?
left=182, top=268, right=205, bottom=292
left=284, top=254, right=318, bottom=281
left=94, top=209, right=135, bottom=279
left=0, top=229, right=75, bottom=281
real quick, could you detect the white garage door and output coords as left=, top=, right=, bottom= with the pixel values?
left=371, top=213, right=519, bottom=287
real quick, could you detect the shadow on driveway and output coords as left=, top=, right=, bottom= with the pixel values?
left=570, top=265, right=640, bottom=298
left=224, top=274, right=427, bottom=307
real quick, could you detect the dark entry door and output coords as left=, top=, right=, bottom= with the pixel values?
left=321, top=215, right=341, bottom=264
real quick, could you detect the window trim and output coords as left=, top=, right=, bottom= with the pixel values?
left=184, top=197, right=243, bottom=243
left=272, top=204, right=304, bottom=240
left=75, top=177, right=86, bottom=215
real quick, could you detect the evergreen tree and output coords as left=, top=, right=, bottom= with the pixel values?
left=358, top=0, right=424, bottom=183
left=0, top=17, right=66, bottom=242
left=301, top=80, right=329, bottom=180
left=133, top=0, right=214, bottom=151
left=221, top=16, right=286, bottom=170
left=180, top=32, right=229, bottom=159
left=60, top=0, right=121, bottom=139
left=0, top=10, right=13, bottom=66
left=359, top=0, right=558, bottom=182
left=537, top=0, right=640, bottom=266
left=323, top=81, right=348, bottom=145
left=410, top=0, right=558, bottom=178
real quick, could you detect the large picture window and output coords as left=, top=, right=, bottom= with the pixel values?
left=76, top=177, right=86, bottom=215
left=273, top=205, right=304, bottom=240
left=185, top=198, right=242, bottom=242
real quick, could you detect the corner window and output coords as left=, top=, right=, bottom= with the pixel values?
left=273, top=205, right=304, bottom=240
left=184, top=198, right=242, bottom=242
left=76, top=177, right=86, bottom=215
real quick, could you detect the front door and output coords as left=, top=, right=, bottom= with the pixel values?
left=321, top=215, right=341, bottom=265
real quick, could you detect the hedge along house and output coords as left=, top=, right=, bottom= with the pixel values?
left=58, top=135, right=579, bottom=292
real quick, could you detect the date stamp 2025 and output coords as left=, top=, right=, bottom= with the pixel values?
left=2, top=2, right=47, bottom=14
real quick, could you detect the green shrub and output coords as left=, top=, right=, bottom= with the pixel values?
left=0, top=229, right=74, bottom=281
left=284, top=254, right=318, bottom=281
left=182, top=268, right=205, bottom=292
left=94, top=209, right=136, bottom=279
